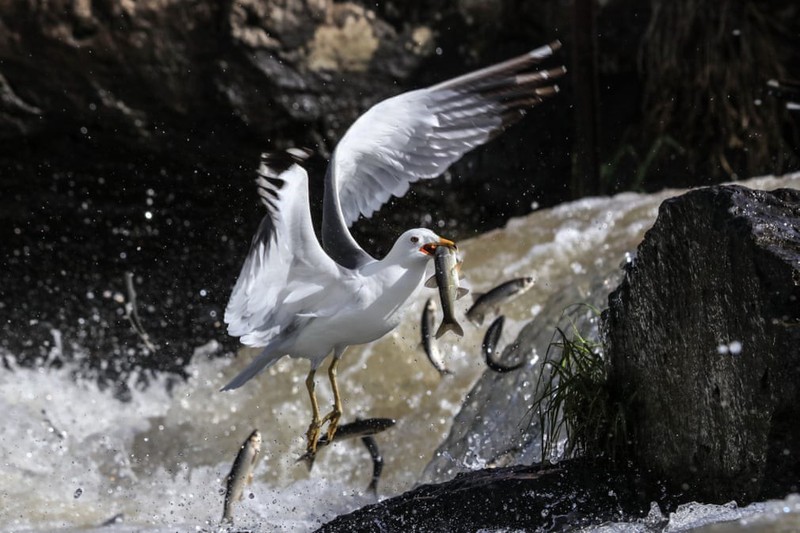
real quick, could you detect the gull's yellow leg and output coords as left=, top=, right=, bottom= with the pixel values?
left=305, top=367, right=323, bottom=454
left=321, top=356, right=343, bottom=442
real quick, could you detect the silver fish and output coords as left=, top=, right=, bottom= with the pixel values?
left=482, top=315, right=524, bottom=373
left=428, top=246, right=467, bottom=338
left=299, top=417, right=396, bottom=470
left=222, top=429, right=262, bottom=524
left=466, top=277, right=535, bottom=326
left=420, top=298, right=451, bottom=376
left=361, top=435, right=383, bottom=495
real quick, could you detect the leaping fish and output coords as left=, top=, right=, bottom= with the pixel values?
left=482, top=315, right=525, bottom=373
left=420, top=298, right=452, bottom=376
left=222, top=429, right=262, bottom=524
left=466, top=277, right=535, bottom=326
left=298, top=417, right=396, bottom=470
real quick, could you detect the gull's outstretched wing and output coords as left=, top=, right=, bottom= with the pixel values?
left=321, top=41, right=566, bottom=269
left=224, top=149, right=343, bottom=350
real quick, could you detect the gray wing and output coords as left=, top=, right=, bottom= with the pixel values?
left=321, top=41, right=566, bottom=269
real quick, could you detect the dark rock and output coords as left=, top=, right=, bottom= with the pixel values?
left=316, top=460, right=653, bottom=532
left=603, top=185, right=800, bottom=502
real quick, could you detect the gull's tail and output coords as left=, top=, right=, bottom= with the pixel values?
left=220, top=343, right=286, bottom=391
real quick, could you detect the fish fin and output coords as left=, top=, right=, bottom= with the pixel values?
left=456, top=287, right=470, bottom=300
left=471, top=292, right=484, bottom=302
left=424, top=275, right=437, bottom=288
left=468, top=312, right=484, bottom=326
left=435, top=320, right=465, bottom=339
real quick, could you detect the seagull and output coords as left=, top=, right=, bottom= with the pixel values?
left=222, top=41, right=565, bottom=455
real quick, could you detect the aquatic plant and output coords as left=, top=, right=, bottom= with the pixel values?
left=531, top=304, right=629, bottom=463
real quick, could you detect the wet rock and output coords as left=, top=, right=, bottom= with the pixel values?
left=317, top=460, right=652, bottom=532
left=603, top=185, right=800, bottom=502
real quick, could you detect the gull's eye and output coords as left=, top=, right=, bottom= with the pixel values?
left=410, top=236, right=419, bottom=244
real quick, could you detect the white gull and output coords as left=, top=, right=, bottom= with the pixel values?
left=222, top=41, right=565, bottom=454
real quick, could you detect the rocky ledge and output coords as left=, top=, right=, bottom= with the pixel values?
left=318, top=460, right=655, bottom=532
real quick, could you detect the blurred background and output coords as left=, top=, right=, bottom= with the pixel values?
left=1, top=0, right=799, bottom=388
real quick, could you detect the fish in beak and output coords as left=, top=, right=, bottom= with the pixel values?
left=420, top=237, right=457, bottom=256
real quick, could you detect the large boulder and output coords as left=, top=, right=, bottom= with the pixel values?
left=603, top=185, right=800, bottom=502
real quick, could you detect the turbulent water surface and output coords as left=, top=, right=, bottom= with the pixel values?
left=2, top=174, right=799, bottom=532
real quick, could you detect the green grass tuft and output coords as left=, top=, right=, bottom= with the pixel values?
left=531, top=304, right=630, bottom=464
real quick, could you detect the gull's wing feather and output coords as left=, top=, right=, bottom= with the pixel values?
left=321, top=41, right=565, bottom=269
left=224, top=150, right=343, bottom=349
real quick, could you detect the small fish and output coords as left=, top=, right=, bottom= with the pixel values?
left=420, top=298, right=452, bottom=376
left=482, top=316, right=525, bottom=373
left=361, top=435, right=383, bottom=495
left=299, top=417, right=396, bottom=470
left=98, top=513, right=124, bottom=527
left=222, top=429, right=262, bottom=524
left=427, top=246, right=467, bottom=338
left=466, top=277, right=535, bottom=326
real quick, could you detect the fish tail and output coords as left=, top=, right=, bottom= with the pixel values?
left=296, top=451, right=316, bottom=471
left=221, top=503, right=233, bottom=524
left=435, top=320, right=465, bottom=339
left=367, top=479, right=378, bottom=496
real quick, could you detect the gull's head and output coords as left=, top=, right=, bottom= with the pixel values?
left=386, top=228, right=457, bottom=266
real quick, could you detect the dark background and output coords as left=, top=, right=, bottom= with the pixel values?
left=1, top=0, right=798, bottom=395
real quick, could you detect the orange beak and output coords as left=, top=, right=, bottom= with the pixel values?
left=420, top=237, right=457, bottom=256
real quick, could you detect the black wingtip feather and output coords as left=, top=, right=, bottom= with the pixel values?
left=259, top=147, right=313, bottom=175
left=255, top=147, right=313, bottom=209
